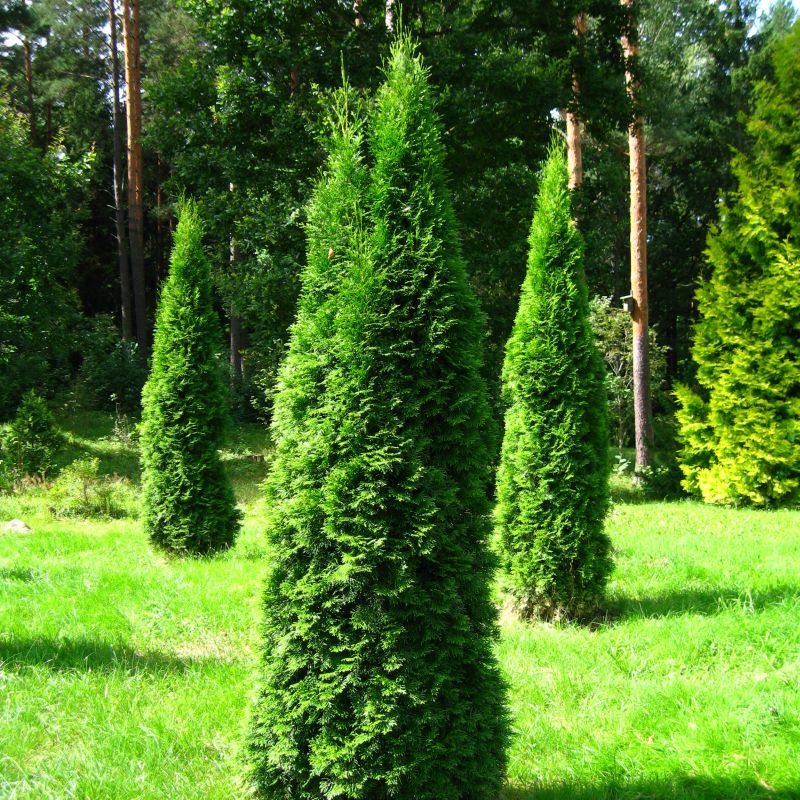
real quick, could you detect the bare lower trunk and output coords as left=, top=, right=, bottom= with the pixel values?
left=122, top=0, right=147, bottom=356
left=566, top=12, right=587, bottom=190
left=155, top=153, right=165, bottom=283
left=45, top=102, right=52, bottom=147
left=623, top=0, right=653, bottom=475
left=23, top=37, right=36, bottom=143
left=230, top=314, right=244, bottom=382
left=109, top=0, right=132, bottom=340
left=385, top=0, right=394, bottom=32
left=229, top=183, right=244, bottom=382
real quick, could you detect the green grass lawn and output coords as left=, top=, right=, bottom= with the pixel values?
left=1, top=414, right=799, bottom=799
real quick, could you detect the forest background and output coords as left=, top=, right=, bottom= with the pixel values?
left=1, top=0, right=797, bottom=446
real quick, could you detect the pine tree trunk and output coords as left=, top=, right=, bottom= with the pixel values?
left=22, top=36, right=36, bottom=144
left=45, top=101, right=52, bottom=147
left=228, top=183, right=244, bottom=382
left=566, top=11, right=587, bottom=190
left=122, top=0, right=147, bottom=357
left=622, top=0, right=653, bottom=475
left=109, top=0, right=132, bottom=340
left=385, top=0, right=394, bottom=32
left=155, top=153, right=165, bottom=283
left=230, top=313, right=243, bottom=382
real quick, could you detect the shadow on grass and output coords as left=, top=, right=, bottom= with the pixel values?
left=606, top=583, right=800, bottom=622
left=0, top=636, right=215, bottom=674
left=0, top=567, right=40, bottom=582
left=610, top=482, right=653, bottom=506
left=502, top=776, right=796, bottom=800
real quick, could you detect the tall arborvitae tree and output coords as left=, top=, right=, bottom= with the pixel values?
left=495, top=143, right=611, bottom=621
left=140, top=201, right=240, bottom=555
left=676, top=22, right=800, bottom=508
left=248, top=42, right=507, bottom=800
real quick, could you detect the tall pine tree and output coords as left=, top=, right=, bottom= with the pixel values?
left=140, top=201, right=240, bottom=555
left=495, top=143, right=611, bottom=620
left=248, top=41, right=507, bottom=800
left=676, top=22, right=800, bottom=507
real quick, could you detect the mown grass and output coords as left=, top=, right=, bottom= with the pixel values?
left=1, top=412, right=798, bottom=799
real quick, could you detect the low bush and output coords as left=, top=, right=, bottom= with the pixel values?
left=1, top=391, right=63, bottom=479
left=48, top=457, right=138, bottom=519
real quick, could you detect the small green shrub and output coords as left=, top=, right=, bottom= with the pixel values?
left=2, top=391, right=63, bottom=479
left=0, top=456, right=13, bottom=494
left=48, top=457, right=138, bottom=519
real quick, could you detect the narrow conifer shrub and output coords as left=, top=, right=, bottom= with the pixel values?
left=2, top=390, right=63, bottom=479
left=495, top=143, right=611, bottom=621
left=248, top=43, right=507, bottom=800
left=140, top=201, right=240, bottom=555
left=676, top=24, right=800, bottom=507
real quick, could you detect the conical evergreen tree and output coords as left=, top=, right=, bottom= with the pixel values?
left=495, top=143, right=611, bottom=620
left=676, top=23, right=800, bottom=507
left=140, top=201, right=240, bottom=555
left=248, top=42, right=507, bottom=800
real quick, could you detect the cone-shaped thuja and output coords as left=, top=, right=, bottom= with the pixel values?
left=140, top=201, right=240, bottom=555
left=247, top=44, right=507, bottom=800
left=495, top=143, right=611, bottom=620
left=675, top=25, right=800, bottom=507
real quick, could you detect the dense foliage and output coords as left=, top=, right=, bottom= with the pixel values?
left=1, top=390, right=63, bottom=479
left=2, top=0, right=789, bottom=417
left=0, top=101, right=87, bottom=418
left=676, top=22, right=800, bottom=508
left=139, top=202, right=240, bottom=555
left=495, top=145, right=611, bottom=620
left=147, top=0, right=631, bottom=411
left=76, top=315, right=146, bottom=413
left=248, top=42, right=507, bottom=799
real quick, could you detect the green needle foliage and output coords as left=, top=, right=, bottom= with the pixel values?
left=248, top=41, right=507, bottom=800
left=495, top=143, right=611, bottom=621
left=675, top=23, right=800, bottom=508
left=2, top=390, right=63, bottom=479
left=140, top=201, right=240, bottom=555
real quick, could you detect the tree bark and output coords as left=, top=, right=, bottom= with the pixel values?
left=108, top=0, right=132, bottom=340
left=44, top=101, right=52, bottom=147
left=622, top=0, right=653, bottom=474
left=229, top=183, right=244, bottom=382
left=385, top=0, right=394, bottom=32
left=22, top=36, right=36, bottom=144
left=122, top=0, right=147, bottom=356
left=155, top=152, right=166, bottom=283
left=566, top=11, right=587, bottom=190
left=230, top=312, right=244, bottom=382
